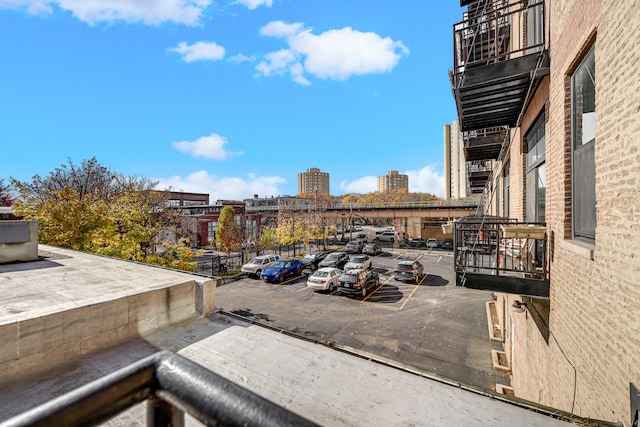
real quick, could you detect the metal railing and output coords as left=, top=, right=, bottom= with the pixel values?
left=245, top=199, right=480, bottom=212
left=0, top=351, right=319, bottom=427
left=453, top=0, right=545, bottom=78
left=453, top=217, right=549, bottom=297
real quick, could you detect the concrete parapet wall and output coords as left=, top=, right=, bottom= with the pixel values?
left=0, top=278, right=219, bottom=386
left=0, top=221, right=38, bottom=264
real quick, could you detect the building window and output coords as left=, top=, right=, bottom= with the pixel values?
left=503, top=163, right=510, bottom=219
left=572, top=47, right=596, bottom=243
left=208, top=221, right=218, bottom=243
left=526, top=113, right=546, bottom=223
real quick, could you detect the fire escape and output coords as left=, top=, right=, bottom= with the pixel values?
left=451, top=0, right=550, bottom=298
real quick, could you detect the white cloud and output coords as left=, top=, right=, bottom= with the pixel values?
left=1, top=0, right=212, bottom=26
left=169, top=41, right=225, bottom=62
left=229, top=53, right=255, bottom=63
left=256, top=21, right=409, bottom=85
left=172, top=133, right=243, bottom=160
left=339, top=176, right=378, bottom=194
left=234, top=0, right=272, bottom=10
left=0, top=0, right=51, bottom=14
left=406, top=165, right=444, bottom=197
left=156, top=170, right=286, bottom=201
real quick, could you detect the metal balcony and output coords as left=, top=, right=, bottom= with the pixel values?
left=464, top=127, right=506, bottom=161
left=453, top=216, right=549, bottom=298
left=452, top=0, right=549, bottom=132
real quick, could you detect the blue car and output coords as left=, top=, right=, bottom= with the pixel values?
left=260, top=259, right=304, bottom=283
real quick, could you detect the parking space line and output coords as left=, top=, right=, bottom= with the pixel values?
left=396, top=272, right=428, bottom=310
left=437, top=256, right=442, bottom=263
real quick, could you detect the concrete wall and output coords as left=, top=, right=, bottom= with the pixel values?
left=0, top=278, right=218, bottom=386
left=0, top=221, right=38, bottom=264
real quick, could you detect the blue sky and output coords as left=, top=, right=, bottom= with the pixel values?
left=0, top=0, right=462, bottom=201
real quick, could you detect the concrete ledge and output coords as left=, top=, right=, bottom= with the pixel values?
left=486, top=301, right=504, bottom=342
left=560, top=239, right=594, bottom=260
left=491, top=350, right=511, bottom=372
left=0, top=279, right=203, bottom=386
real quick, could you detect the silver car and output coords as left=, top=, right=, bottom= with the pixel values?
left=306, top=267, right=342, bottom=292
left=344, top=255, right=372, bottom=271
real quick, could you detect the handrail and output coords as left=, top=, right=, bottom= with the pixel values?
left=453, top=0, right=545, bottom=77
left=0, top=351, right=319, bottom=427
left=246, top=199, right=480, bottom=212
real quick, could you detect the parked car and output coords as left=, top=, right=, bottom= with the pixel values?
left=374, top=231, right=395, bottom=242
left=344, top=254, right=372, bottom=271
left=362, top=243, right=382, bottom=256
left=306, top=267, right=342, bottom=292
left=337, top=269, right=380, bottom=298
left=318, top=251, right=349, bottom=269
left=353, top=232, right=369, bottom=243
left=345, top=241, right=364, bottom=253
left=394, top=260, right=424, bottom=283
left=426, top=238, right=439, bottom=248
left=260, top=259, right=304, bottom=283
left=241, top=254, right=280, bottom=278
left=409, top=237, right=425, bottom=248
left=353, top=225, right=363, bottom=232
left=300, top=252, right=327, bottom=270
left=441, top=239, right=454, bottom=250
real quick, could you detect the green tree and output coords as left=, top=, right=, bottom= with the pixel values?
left=216, top=206, right=243, bottom=254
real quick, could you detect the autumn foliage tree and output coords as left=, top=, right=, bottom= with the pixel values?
left=11, top=157, right=196, bottom=271
left=0, top=178, right=14, bottom=206
left=216, top=206, right=243, bottom=254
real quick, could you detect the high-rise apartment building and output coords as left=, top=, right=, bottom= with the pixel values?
left=378, top=171, right=408, bottom=193
left=443, top=120, right=469, bottom=199
left=297, top=167, right=330, bottom=195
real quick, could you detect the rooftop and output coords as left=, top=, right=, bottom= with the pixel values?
left=0, top=246, right=579, bottom=426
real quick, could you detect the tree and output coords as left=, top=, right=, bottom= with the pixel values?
left=10, top=157, right=196, bottom=271
left=259, top=226, right=278, bottom=251
left=216, top=206, right=243, bottom=254
left=0, top=178, right=14, bottom=206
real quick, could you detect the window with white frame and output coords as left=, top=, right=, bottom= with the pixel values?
left=572, top=47, right=596, bottom=243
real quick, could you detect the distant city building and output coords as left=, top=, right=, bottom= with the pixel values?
left=443, top=120, right=470, bottom=199
left=298, top=168, right=330, bottom=195
left=378, top=171, right=408, bottom=193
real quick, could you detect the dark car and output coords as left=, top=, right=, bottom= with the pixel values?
left=337, top=269, right=380, bottom=298
left=394, top=260, right=424, bottom=283
left=345, top=241, right=364, bottom=254
left=261, top=259, right=304, bottom=283
left=362, top=243, right=382, bottom=256
left=409, top=238, right=425, bottom=248
left=300, top=252, right=327, bottom=270
left=318, top=251, right=349, bottom=269
left=441, top=239, right=453, bottom=250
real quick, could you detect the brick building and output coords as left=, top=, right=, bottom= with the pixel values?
left=297, top=167, right=330, bottom=195
left=450, top=0, right=640, bottom=424
left=377, top=170, right=409, bottom=193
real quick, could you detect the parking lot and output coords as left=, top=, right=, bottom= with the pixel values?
left=214, top=246, right=509, bottom=390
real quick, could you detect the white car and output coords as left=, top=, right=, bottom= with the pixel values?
left=306, top=267, right=342, bottom=292
left=426, top=238, right=439, bottom=248
left=344, top=255, right=372, bottom=271
left=241, top=254, right=280, bottom=278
